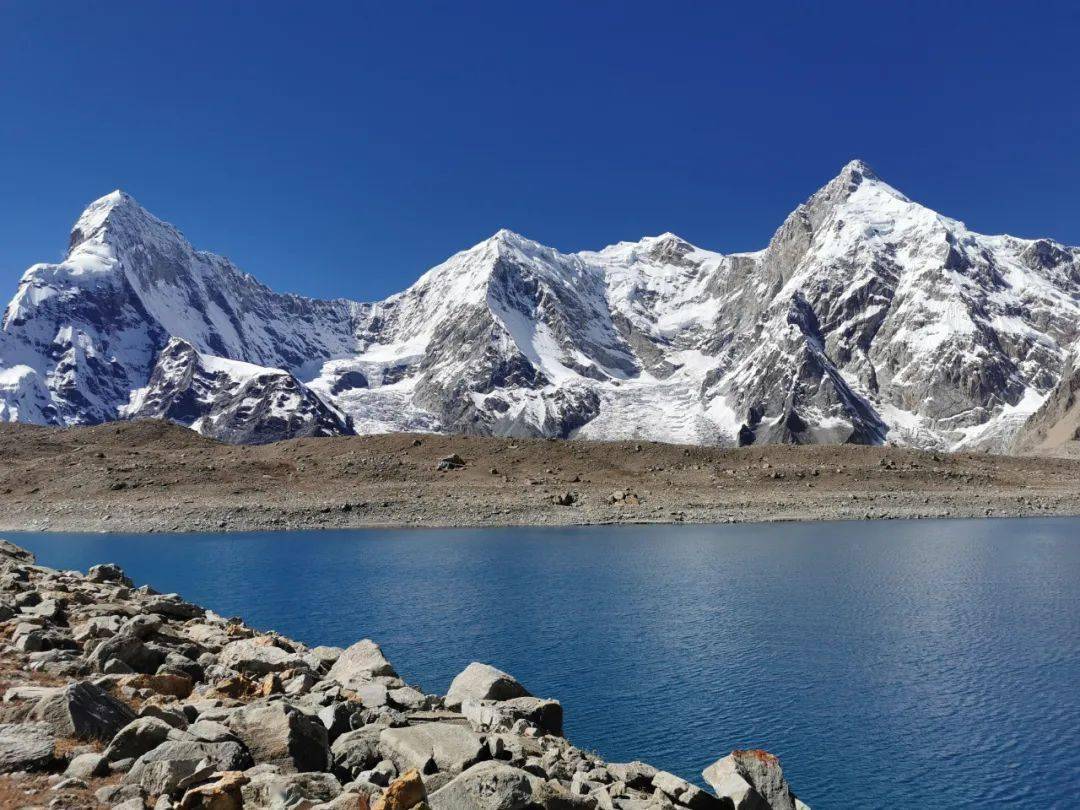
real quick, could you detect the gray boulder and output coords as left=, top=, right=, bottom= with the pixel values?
left=65, top=751, right=108, bottom=779
left=96, top=783, right=147, bottom=806
left=241, top=770, right=343, bottom=808
left=142, top=594, right=204, bottom=619
left=226, top=701, right=330, bottom=772
left=388, top=685, right=428, bottom=710
left=310, top=645, right=345, bottom=669
left=138, top=703, right=188, bottom=729
left=346, top=680, right=389, bottom=708
left=104, top=716, right=175, bottom=762
left=330, top=726, right=383, bottom=778
left=318, top=702, right=358, bottom=743
left=606, top=761, right=658, bottom=791
left=702, top=750, right=798, bottom=810
left=427, top=760, right=544, bottom=810
left=87, top=563, right=133, bottom=587
left=186, top=719, right=239, bottom=743
left=446, top=663, right=530, bottom=709
left=379, top=722, right=487, bottom=775
left=437, top=453, right=466, bottom=471
left=219, top=638, right=310, bottom=675
left=72, top=615, right=123, bottom=643
left=462, top=696, right=563, bottom=737
left=0, top=722, right=54, bottom=772
left=119, top=613, right=163, bottom=639
left=32, top=681, right=136, bottom=741
left=326, top=639, right=397, bottom=689
left=124, top=739, right=252, bottom=796
left=88, top=632, right=165, bottom=673
left=0, top=538, right=34, bottom=565
left=653, top=770, right=724, bottom=809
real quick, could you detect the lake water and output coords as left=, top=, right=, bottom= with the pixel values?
left=10, top=519, right=1080, bottom=809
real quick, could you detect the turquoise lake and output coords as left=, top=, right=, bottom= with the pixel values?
left=11, top=518, right=1080, bottom=809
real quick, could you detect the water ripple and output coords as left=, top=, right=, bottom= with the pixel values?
left=11, top=516, right=1080, bottom=809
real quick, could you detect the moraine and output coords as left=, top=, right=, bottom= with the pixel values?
left=9, top=518, right=1080, bottom=808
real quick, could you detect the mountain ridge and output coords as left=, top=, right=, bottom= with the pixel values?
left=3, top=161, right=1079, bottom=450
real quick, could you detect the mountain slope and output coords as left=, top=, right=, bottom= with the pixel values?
left=3, top=163, right=1078, bottom=449
left=124, top=338, right=353, bottom=444
left=1009, top=352, right=1080, bottom=456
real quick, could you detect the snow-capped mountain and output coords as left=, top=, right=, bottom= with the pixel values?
left=124, top=338, right=353, bottom=444
left=3, top=161, right=1079, bottom=449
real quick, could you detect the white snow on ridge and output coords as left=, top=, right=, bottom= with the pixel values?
left=3, top=162, right=1080, bottom=449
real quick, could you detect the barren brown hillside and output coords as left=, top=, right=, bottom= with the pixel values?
left=1, top=420, right=1078, bottom=533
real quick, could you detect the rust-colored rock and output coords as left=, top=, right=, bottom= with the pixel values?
left=120, top=673, right=194, bottom=699
left=208, top=674, right=259, bottom=700
left=372, top=768, right=427, bottom=810
left=326, top=793, right=372, bottom=810
left=259, top=673, right=282, bottom=696
left=179, top=770, right=249, bottom=809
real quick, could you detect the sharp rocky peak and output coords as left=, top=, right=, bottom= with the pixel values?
left=69, top=189, right=186, bottom=255
left=837, top=158, right=877, bottom=182
left=817, top=158, right=909, bottom=205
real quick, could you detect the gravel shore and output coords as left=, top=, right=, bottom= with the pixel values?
left=1, top=421, right=1079, bottom=534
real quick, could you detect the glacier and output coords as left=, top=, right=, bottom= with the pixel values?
left=3, top=161, right=1079, bottom=449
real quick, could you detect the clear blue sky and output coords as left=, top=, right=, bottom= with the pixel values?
left=2, top=2, right=1078, bottom=301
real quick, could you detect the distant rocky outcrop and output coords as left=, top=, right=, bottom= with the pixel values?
left=1010, top=352, right=1080, bottom=456
left=0, top=538, right=810, bottom=808
left=124, top=337, right=354, bottom=444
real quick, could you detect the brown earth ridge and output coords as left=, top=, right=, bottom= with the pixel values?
left=1, top=420, right=1079, bottom=534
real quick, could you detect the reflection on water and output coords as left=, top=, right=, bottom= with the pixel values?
left=13, top=518, right=1080, bottom=808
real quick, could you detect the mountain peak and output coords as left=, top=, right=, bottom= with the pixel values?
left=643, top=232, right=688, bottom=246
left=69, top=189, right=186, bottom=256
left=489, top=228, right=532, bottom=246
left=477, top=228, right=552, bottom=260
left=838, top=158, right=877, bottom=181
left=79, top=189, right=140, bottom=219
left=72, top=189, right=144, bottom=239
left=799, top=158, right=909, bottom=219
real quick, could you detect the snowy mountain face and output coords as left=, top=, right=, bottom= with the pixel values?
left=3, top=162, right=1079, bottom=450
left=123, top=338, right=353, bottom=444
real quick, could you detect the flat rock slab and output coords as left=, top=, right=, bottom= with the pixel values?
left=428, top=761, right=545, bottom=810
left=379, top=722, right=487, bottom=775
left=0, top=722, right=55, bottom=772
left=219, top=638, right=310, bottom=675
left=241, top=771, right=343, bottom=808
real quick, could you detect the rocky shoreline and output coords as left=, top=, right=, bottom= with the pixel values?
left=2, top=421, right=1080, bottom=534
left=0, top=538, right=808, bottom=809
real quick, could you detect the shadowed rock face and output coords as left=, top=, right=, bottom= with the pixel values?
left=3, top=163, right=1079, bottom=450
left=1010, top=352, right=1080, bottom=456
left=125, top=338, right=354, bottom=444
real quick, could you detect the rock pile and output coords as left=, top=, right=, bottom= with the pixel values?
left=0, top=538, right=810, bottom=809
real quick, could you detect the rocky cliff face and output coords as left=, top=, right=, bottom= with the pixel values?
left=1009, top=352, right=1080, bottom=456
left=124, top=338, right=353, bottom=444
left=3, top=163, right=1078, bottom=449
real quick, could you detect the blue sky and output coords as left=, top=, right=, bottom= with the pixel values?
left=2, top=2, right=1078, bottom=301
